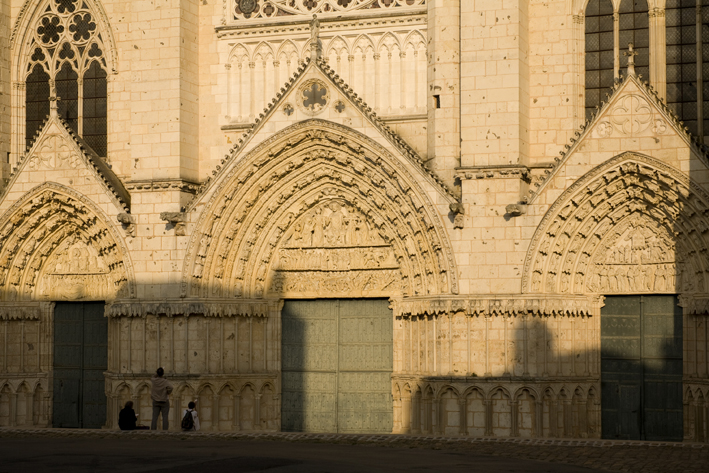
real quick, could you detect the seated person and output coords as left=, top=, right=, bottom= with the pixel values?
left=181, top=401, right=200, bottom=431
left=118, top=401, right=138, bottom=430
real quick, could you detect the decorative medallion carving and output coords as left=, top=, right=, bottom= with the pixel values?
left=28, top=135, right=81, bottom=170
left=609, top=94, right=652, bottom=135
left=298, top=79, right=329, bottom=116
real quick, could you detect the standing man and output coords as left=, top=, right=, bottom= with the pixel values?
left=150, top=367, right=173, bottom=430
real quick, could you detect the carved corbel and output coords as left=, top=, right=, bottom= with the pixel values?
left=160, top=212, right=186, bottom=236
left=449, top=203, right=465, bottom=229
left=116, top=213, right=136, bottom=237
left=506, top=203, right=527, bottom=217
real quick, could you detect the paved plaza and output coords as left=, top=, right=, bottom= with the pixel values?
left=0, top=429, right=707, bottom=473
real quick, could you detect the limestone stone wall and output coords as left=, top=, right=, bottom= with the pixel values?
left=0, top=303, right=54, bottom=428
left=0, top=0, right=10, bottom=179
left=1, top=0, right=709, bottom=442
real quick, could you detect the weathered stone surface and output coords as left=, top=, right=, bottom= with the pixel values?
left=0, top=0, right=708, bottom=443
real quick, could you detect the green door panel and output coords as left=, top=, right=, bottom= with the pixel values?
left=53, top=304, right=83, bottom=428
left=81, top=303, right=108, bottom=429
left=53, top=302, right=107, bottom=429
left=281, top=299, right=393, bottom=434
left=601, top=296, right=682, bottom=441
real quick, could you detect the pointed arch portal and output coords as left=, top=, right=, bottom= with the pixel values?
left=184, top=119, right=457, bottom=301
left=524, top=152, right=704, bottom=441
left=182, top=120, right=455, bottom=434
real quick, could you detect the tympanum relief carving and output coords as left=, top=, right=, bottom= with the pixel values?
left=184, top=121, right=457, bottom=300
left=585, top=217, right=698, bottom=294
left=0, top=185, right=133, bottom=301
left=524, top=155, right=709, bottom=296
left=269, top=202, right=402, bottom=296
left=37, top=237, right=113, bottom=300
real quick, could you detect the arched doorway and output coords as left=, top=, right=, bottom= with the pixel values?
left=182, top=120, right=457, bottom=433
left=524, top=153, right=709, bottom=441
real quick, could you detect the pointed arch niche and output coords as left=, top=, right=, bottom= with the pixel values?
left=523, top=152, right=709, bottom=298
left=183, top=120, right=457, bottom=300
left=11, top=0, right=117, bottom=164
left=0, top=183, right=134, bottom=302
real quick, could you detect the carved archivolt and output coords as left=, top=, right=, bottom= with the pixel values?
left=0, top=183, right=134, bottom=301
left=183, top=120, right=457, bottom=299
left=523, top=153, right=709, bottom=296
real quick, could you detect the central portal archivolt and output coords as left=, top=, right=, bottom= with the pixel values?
left=183, top=120, right=457, bottom=299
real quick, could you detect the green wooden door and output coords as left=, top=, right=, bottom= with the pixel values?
left=281, top=299, right=393, bottom=433
left=53, top=302, right=107, bottom=429
left=601, top=296, right=683, bottom=441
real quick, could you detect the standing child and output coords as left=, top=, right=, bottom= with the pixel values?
left=181, top=401, right=200, bottom=431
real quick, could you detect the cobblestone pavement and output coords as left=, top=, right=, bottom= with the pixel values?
left=0, top=428, right=708, bottom=473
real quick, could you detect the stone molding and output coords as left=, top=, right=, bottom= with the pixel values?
left=0, top=304, right=41, bottom=321
left=523, top=153, right=709, bottom=297
left=456, top=165, right=531, bottom=181
left=124, top=179, right=199, bottom=194
left=391, top=295, right=602, bottom=319
left=218, top=2, right=426, bottom=33
left=105, top=300, right=275, bottom=318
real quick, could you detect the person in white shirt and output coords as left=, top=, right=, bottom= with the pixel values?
left=181, top=401, right=200, bottom=431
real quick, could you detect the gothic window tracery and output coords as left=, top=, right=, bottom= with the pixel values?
left=231, top=0, right=425, bottom=22
left=584, top=0, right=649, bottom=119
left=666, top=0, right=709, bottom=140
left=585, top=0, right=614, bottom=119
left=23, top=0, right=108, bottom=157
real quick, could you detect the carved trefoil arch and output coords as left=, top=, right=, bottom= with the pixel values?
left=0, top=183, right=135, bottom=302
left=523, top=152, right=709, bottom=297
left=183, top=120, right=457, bottom=300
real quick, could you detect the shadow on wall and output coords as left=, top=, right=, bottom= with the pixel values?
left=390, top=304, right=688, bottom=441
left=391, top=314, right=601, bottom=439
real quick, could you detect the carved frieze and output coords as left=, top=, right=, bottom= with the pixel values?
left=270, top=269, right=402, bottom=296
left=391, top=295, right=600, bottom=319
left=269, top=202, right=402, bottom=296
left=229, top=0, right=426, bottom=22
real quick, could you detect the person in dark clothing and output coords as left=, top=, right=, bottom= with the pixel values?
left=118, top=401, right=137, bottom=431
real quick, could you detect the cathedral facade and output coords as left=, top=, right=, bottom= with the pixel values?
left=1, top=0, right=709, bottom=441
